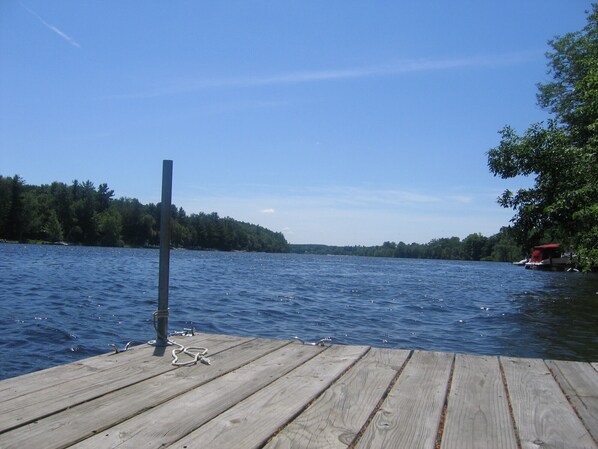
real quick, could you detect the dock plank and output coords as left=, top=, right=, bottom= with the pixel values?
left=69, top=342, right=329, bottom=449
left=501, top=357, right=597, bottom=449
left=0, top=338, right=289, bottom=449
left=1, top=333, right=597, bottom=449
left=167, top=344, right=369, bottom=449
left=352, top=350, right=454, bottom=449
left=440, top=354, right=517, bottom=449
left=263, top=347, right=411, bottom=449
left=0, top=339, right=155, bottom=401
left=0, top=332, right=242, bottom=401
left=546, top=359, right=598, bottom=442
left=0, top=333, right=250, bottom=432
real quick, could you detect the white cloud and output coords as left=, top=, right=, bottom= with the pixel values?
left=174, top=183, right=516, bottom=246
left=118, top=52, right=535, bottom=99
left=449, top=195, right=474, bottom=204
left=281, top=227, right=294, bottom=237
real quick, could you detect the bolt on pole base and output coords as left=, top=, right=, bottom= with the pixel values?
left=147, top=338, right=174, bottom=347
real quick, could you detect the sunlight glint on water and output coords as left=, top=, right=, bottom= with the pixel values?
left=1, top=243, right=597, bottom=380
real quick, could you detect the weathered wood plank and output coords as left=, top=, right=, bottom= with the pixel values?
left=352, top=350, right=453, bottom=449
left=546, top=360, right=598, bottom=442
left=0, top=332, right=238, bottom=401
left=165, top=344, right=369, bottom=449
left=69, top=342, right=331, bottom=449
left=263, top=347, right=411, bottom=449
left=0, top=342, right=151, bottom=400
left=0, top=338, right=289, bottom=449
left=501, top=357, right=597, bottom=449
left=0, top=333, right=250, bottom=432
left=2, top=335, right=597, bottom=449
left=440, top=354, right=517, bottom=449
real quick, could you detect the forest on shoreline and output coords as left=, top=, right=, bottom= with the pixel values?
left=289, top=229, right=523, bottom=262
left=0, top=176, right=289, bottom=253
left=0, top=174, right=524, bottom=262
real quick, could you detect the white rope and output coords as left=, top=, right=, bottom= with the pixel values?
left=171, top=342, right=210, bottom=366
left=151, top=310, right=211, bottom=366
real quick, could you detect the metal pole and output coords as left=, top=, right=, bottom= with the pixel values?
left=156, top=160, right=173, bottom=345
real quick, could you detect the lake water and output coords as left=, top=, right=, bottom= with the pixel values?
left=1, top=243, right=598, bottom=380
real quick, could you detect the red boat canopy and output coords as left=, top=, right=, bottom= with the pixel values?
left=530, top=244, right=561, bottom=262
left=533, top=244, right=561, bottom=249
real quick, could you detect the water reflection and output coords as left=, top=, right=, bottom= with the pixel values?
left=507, top=271, right=598, bottom=360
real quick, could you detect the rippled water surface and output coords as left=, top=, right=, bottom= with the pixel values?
left=1, top=243, right=598, bottom=379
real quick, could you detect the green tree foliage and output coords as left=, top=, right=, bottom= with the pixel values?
left=489, top=228, right=522, bottom=263
left=0, top=175, right=523, bottom=261
left=290, top=227, right=523, bottom=262
left=44, top=210, right=64, bottom=242
left=0, top=176, right=290, bottom=253
left=97, top=208, right=123, bottom=247
left=0, top=176, right=11, bottom=235
left=462, top=233, right=488, bottom=261
left=487, top=5, right=598, bottom=270
left=4, top=175, right=26, bottom=241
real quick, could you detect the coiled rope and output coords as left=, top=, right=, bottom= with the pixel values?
left=151, top=309, right=211, bottom=367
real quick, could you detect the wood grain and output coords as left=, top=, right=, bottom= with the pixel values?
left=167, top=344, right=369, bottom=449
left=1, top=333, right=596, bottom=449
left=440, top=354, right=517, bottom=449
left=0, top=332, right=242, bottom=401
left=546, top=359, right=598, bottom=442
left=69, top=342, right=329, bottom=449
left=352, top=350, right=454, bottom=449
left=501, top=357, right=597, bottom=449
left=0, top=340, right=154, bottom=401
left=0, top=333, right=249, bottom=432
left=263, top=347, right=411, bottom=449
left=0, top=338, right=288, bottom=449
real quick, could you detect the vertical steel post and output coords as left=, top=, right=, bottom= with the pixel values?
left=156, top=160, right=173, bottom=345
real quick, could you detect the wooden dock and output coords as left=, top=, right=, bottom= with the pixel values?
left=0, top=332, right=596, bottom=449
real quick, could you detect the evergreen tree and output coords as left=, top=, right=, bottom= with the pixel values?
left=5, top=175, right=25, bottom=241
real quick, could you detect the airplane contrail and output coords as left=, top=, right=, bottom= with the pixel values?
left=20, top=2, right=81, bottom=48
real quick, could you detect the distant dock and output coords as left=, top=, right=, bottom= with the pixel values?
left=0, top=332, right=596, bottom=448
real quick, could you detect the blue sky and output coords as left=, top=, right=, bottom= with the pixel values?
left=0, top=1, right=593, bottom=245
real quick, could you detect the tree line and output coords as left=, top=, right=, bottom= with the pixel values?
left=0, top=173, right=524, bottom=262
left=0, top=175, right=289, bottom=253
left=290, top=228, right=523, bottom=262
